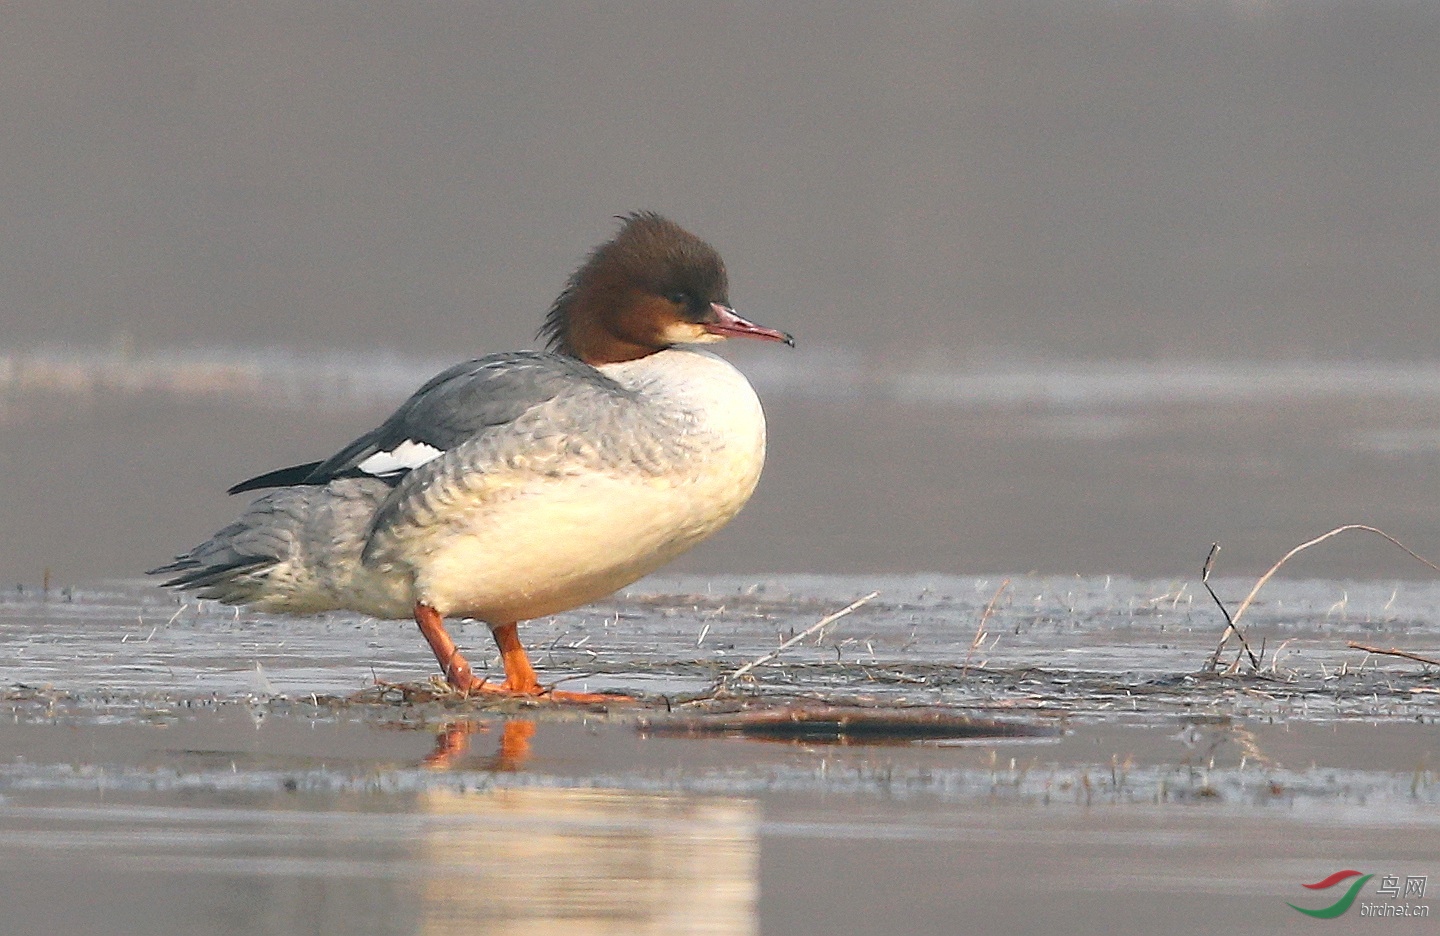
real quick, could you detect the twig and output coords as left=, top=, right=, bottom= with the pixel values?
left=963, top=578, right=1010, bottom=678
left=714, top=591, right=879, bottom=691
left=1347, top=642, right=1440, bottom=668
left=1202, top=543, right=1259, bottom=672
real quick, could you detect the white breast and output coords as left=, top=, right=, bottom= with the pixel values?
left=367, top=348, right=768, bottom=623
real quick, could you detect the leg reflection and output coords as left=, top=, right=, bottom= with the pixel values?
left=423, top=719, right=535, bottom=771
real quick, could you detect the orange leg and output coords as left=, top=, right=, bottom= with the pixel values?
left=413, top=602, right=484, bottom=693
left=411, top=603, right=630, bottom=703
left=490, top=621, right=541, bottom=693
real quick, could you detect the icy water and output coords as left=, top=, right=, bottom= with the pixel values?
left=4, top=575, right=1437, bottom=934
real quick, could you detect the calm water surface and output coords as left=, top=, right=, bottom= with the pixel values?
left=3, top=575, right=1437, bottom=934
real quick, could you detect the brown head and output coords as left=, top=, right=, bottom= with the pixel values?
left=540, top=212, right=793, bottom=366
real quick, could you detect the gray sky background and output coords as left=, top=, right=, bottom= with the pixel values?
left=5, top=2, right=1437, bottom=361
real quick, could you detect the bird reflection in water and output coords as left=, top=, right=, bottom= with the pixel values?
left=423, top=718, right=536, bottom=771
left=411, top=719, right=759, bottom=934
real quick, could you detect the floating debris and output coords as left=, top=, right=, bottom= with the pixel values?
left=639, top=704, right=1061, bottom=744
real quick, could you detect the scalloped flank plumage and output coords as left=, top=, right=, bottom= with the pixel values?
left=151, top=213, right=793, bottom=700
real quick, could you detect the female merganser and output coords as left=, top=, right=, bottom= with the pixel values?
left=151, top=213, right=792, bottom=700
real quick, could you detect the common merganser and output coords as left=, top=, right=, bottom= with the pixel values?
left=151, top=213, right=792, bottom=700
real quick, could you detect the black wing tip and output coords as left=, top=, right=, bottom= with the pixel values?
left=149, top=557, right=271, bottom=591
left=146, top=559, right=195, bottom=579
left=227, top=461, right=325, bottom=495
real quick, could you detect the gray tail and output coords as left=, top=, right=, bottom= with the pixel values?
left=149, top=479, right=391, bottom=610
left=148, top=489, right=314, bottom=606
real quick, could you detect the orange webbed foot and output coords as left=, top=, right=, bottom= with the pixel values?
left=414, top=606, right=633, bottom=703
left=461, top=678, right=633, bottom=704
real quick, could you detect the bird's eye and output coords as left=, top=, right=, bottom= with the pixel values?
left=666, top=291, right=691, bottom=307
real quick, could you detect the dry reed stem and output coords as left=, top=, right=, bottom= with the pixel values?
left=1346, top=641, right=1440, bottom=668
left=1231, top=525, right=1440, bottom=626
left=1205, top=524, right=1440, bottom=672
left=714, top=591, right=880, bottom=691
left=963, top=578, right=1010, bottom=678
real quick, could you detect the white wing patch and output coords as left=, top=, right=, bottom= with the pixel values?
left=356, top=439, right=444, bottom=478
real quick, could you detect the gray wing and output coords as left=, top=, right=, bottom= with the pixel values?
left=357, top=358, right=696, bottom=565
left=228, top=351, right=632, bottom=493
